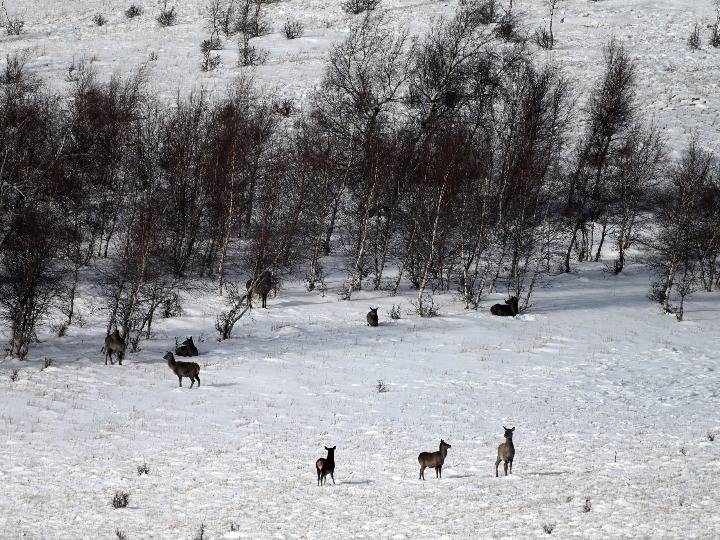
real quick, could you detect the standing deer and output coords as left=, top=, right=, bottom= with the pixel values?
left=246, top=270, right=273, bottom=309
left=101, top=329, right=126, bottom=365
left=418, top=439, right=451, bottom=480
left=315, top=446, right=336, bottom=486
left=163, top=351, right=201, bottom=388
left=175, top=336, right=199, bottom=357
left=490, top=297, right=519, bottom=317
left=366, top=307, right=379, bottom=327
left=495, top=426, right=515, bottom=477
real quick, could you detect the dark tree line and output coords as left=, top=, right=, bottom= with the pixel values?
left=1, top=4, right=718, bottom=357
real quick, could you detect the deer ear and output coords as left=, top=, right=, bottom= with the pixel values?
left=332, top=446, right=336, bottom=450
left=511, top=427, right=515, bottom=431
left=325, top=446, right=330, bottom=451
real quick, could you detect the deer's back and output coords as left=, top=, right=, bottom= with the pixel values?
left=418, top=451, right=442, bottom=467
left=173, top=360, right=200, bottom=377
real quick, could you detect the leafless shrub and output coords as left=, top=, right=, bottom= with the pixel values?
left=215, top=283, right=249, bottom=340
left=93, top=14, right=108, bottom=26
left=342, top=0, right=381, bottom=15
left=10, top=369, right=20, bottom=382
left=194, top=523, right=207, bottom=540
left=494, top=11, right=520, bottom=41
left=125, top=5, right=143, bottom=19
left=137, top=462, right=150, bottom=475
left=157, top=1, right=177, bottom=26
left=112, top=491, right=129, bottom=509
left=161, top=292, right=184, bottom=318
left=389, top=305, right=401, bottom=320
left=543, top=523, right=555, bottom=534
left=41, top=357, right=53, bottom=371
left=414, top=294, right=439, bottom=318
left=238, top=33, right=268, bottom=66
left=115, top=529, right=128, bottom=540
left=201, top=50, right=221, bottom=71
left=376, top=380, right=389, bottom=393
left=688, top=23, right=701, bottom=50
left=201, top=35, right=223, bottom=53
left=272, top=96, right=294, bottom=117
left=708, top=431, right=716, bottom=442
left=283, top=19, right=304, bottom=39
left=1, top=1, right=24, bottom=35
left=534, top=27, right=552, bottom=49
left=582, top=498, right=591, bottom=512
left=710, top=22, right=720, bottom=47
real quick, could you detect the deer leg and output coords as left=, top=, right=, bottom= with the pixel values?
left=509, top=458, right=513, bottom=475
left=195, top=375, right=200, bottom=387
left=262, top=293, right=267, bottom=309
left=495, top=458, right=501, bottom=477
left=190, top=377, right=195, bottom=389
left=317, top=469, right=321, bottom=486
left=419, top=466, right=425, bottom=480
left=178, top=376, right=182, bottom=387
left=331, top=471, right=335, bottom=484
left=504, top=460, right=508, bottom=476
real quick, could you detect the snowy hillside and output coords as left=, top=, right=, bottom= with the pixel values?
left=2, top=1, right=720, bottom=539
left=3, top=0, right=720, bottom=153
left=2, top=262, right=720, bottom=538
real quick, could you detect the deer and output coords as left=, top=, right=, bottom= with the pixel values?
left=175, top=336, right=198, bottom=357
left=163, top=351, right=200, bottom=388
left=246, top=270, right=272, bottom=309
left=101, top=329, right=126, bottom=366
left=490, top=296, right=519, bottom=317
left=495, top=426, right=515, bottom=477
left=366, top=307, right=379, bottom=327
left=315, top=446, right=336, bottom=486
left=418, top=439, right=451, bottom=480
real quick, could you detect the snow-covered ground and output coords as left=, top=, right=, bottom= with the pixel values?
left=3, top=0, right=720, bottom=154
left=2, top=1, right=720, bottom=538
left=1, top=260, right=719, bottom=538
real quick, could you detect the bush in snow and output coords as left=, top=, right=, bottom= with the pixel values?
left=115, top=530, right=128, bottom=540
left=688, top=23, right=701, bottom=50
left=137, top=462, right=150, bottom=475
left=708, top=431, right=716, bottom=442
left=200, top=35, right=223, bottom=54
left=112, top=491, right=129, bottom=509
left=157, top=1, right=177, bottom=27
left=283, top=19, right=304, bottom=39
left=582, top=497, right=592, bottom=512
left=710, top=22, right=720, bottom=48
left=1, top=1, right=24, bottom=35
left=376, top=380, right=389, bottom=393
left=342, top=0, right=381, bottom=15
left=10, top=369, right=20, bottom=382
left=125, top=5, right=143, bottom=19
left=534, top=27, right=553, bottom=49
left=543, top=523, right=555, bottom=534
left=194, top=523, right=207, bottom=540
left=92, top=14, right=108, bottom=26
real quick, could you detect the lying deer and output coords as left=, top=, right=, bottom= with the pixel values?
left=418, top=439, right=451, bottom=480
left=163, top=352, right=200, bottom=388
left=366, top=307, right=379, bottom=327
left=246, top=270, right=273, bottom=309
left=175, top=336, right=198, bottom=357
left=101, top=329, right=126, bottom=366
left=495, top=426, right=515, bottom=477
left=490, top=296, right=519, bottom=317
left=315, top=446, right=336, bottom=486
